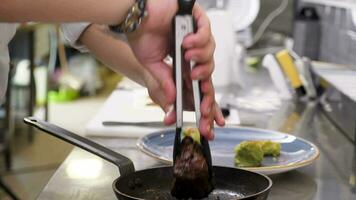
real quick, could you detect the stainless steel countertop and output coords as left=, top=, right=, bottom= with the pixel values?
left=37, top=71, right=356, bottom=200
left=36, top=102, right=356, bottom=200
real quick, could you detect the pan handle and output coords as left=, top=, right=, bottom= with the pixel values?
left=24, top=117, right=135, bottom=176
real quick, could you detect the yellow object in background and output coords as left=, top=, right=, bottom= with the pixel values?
left=319, top=79, right=329, bottom=89
left=276, top=50, right=303, bottom=89
left=279, top=112, right=301, bottom=134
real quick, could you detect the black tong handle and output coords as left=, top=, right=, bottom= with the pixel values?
left=177, top=0, right=195, bottom=15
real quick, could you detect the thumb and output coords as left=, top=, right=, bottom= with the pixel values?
left=164, top=105, right=176, bottom=125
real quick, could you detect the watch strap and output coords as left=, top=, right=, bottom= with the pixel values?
left=110, top=0, right=147, bottom=33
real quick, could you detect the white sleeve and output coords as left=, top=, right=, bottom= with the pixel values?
left=61, top=23, right=91, bottom=52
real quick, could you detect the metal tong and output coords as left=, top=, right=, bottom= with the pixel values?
left=172, top=0, right=213, bottom=179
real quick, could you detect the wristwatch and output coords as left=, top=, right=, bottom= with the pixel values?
left=109, top=0, right=147, bottom=33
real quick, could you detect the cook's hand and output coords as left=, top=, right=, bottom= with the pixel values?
left=127, top=0, right=225, bottom=140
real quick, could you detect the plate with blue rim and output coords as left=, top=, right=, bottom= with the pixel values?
left=136, top=127, right=320, bottom=175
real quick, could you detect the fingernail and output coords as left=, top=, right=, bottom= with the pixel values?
left=165, top=105, right=174, bottom=118
left=222, top=118, right=226, bottom=126
left=186, top=56, right=197, bottom=63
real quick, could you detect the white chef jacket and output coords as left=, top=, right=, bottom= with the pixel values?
left=61, top=23, right=128, bottom=49
left=0, top=23, right=17, bottom=103
left=61, top=23, right=91, bottom=53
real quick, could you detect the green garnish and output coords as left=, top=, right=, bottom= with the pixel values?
left=234, top=140, right=281, bottom=167
left=182, top=127, right=201, bottom=145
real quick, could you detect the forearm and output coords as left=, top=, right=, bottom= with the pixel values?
left=79, top=24, right=147, bottom=86
left=0, top=0, right=134, bottom=24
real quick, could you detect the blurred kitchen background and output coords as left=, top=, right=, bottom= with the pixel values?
left=1, top=0, right=356, bottom=199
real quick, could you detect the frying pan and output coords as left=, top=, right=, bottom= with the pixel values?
left=24, top=117, right=272, bottom=200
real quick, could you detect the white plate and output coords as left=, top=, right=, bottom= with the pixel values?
left=137, top=127, right=320, bottom=175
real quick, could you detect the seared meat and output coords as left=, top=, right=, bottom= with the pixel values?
left=171, top=137, right=214, bottom=199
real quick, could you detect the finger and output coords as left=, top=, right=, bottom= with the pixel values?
left=200, top=93, right=214, bottom=118
left=149, top=90, right=169, bottom=110
left=196, top=84, right=216, bottom=140
left=199, top=115, right=215, bottom=140
left=198, top=117, right=210, bottom=138
left=182, top=6, right=211, bottom=48
left=144, top=71, right=169, bottom=109
left=200, top=80, right=216, bottom=140
left=161, top=77, right=176, bottom=104
left=190, top=61, right=214, bottom=81
left=182, top=30, right=210, bottom=49
left=200, top=98, right=216, bottom=139
left=147, top=62, right=175, bottom=104
left=200, top=78, right=214, bottom=95
left=164, top=105, right=176, bottom=125
left=214, top=102, right=226, bottom=126
left=184, top=37, right=215, bottom=62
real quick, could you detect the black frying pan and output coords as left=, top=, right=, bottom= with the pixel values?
left=24, top=117, right=272, bottom=200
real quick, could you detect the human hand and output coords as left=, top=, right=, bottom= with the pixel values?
left=127, top=0, right=225, bottom=140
